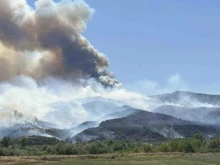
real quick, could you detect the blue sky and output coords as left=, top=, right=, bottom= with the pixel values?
left=28, top=0, right=220, bottom=94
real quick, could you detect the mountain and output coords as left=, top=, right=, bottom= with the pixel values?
left=71, top=109, right=220, bottom=142
left=153, top=105, right=220, bottom=125
left=42, top=97, right=126, bottom=129
left=2, top=92, right=220, bottom=143
left=98, top=106, right=137, bottom=122
left=0, top=110, right=68, bottom=139
left=68, top=121, right=99, bottom=137
left=0, top=97, right=134, bottom=140
left=81, top=98, right=126, bottom=120
left=42, top=101, right=85, bottom=129
left=153, top=91, right=220, bottom=107
left=0, top=122, right=68, bottom=140
left=68, top=106, right=136, bottom=137
left=151, top=91, right=220, bottom=125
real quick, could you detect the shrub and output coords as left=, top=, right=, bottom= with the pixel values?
left=89, top=142, right=108, bottom=154
left=144, top=144, right=153, bottom=153
left=0, top=147, right=3, bottom=156
left=168, top=140, right=181, bottom=152
left=158, top=143, right=169, bottom=152
left=183, top=142, right=195, bottom=153
left=65, top=145, right=74, bottom=155
left=21, top=138, right=27, bottom=148
left=193, top=134, right=204, bottom=142
left=46, top=146, right=53, bottom=154
left=43, top=145, right=48, bottom=151
left=208, top=140, right=218, bottom=149
left=1, top=137, right=11, bottom=148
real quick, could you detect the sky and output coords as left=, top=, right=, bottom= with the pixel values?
left=27, top=0, right=220, bottom=94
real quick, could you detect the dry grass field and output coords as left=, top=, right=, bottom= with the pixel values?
left=1, top=153, right=220, bottom=165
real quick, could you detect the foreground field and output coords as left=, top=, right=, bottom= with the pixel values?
left=1, top=153, right=220, bottom=165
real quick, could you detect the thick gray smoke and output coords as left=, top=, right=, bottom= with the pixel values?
left=0, top=0, right=120, bottom=87
left=0, top=0, right=151, bottom=131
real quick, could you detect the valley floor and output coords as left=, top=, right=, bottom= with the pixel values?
left=1, top=153, right=220, bottom=165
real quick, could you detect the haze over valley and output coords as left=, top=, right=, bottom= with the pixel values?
left=0, top=0, right=220, bottom=146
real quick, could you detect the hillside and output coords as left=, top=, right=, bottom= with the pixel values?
left=72, top=109, right=220, bottom=142
left=153, top=91, right=220, bottom=106
left=153, top=105, right=220, bottom=125
left=0, top=122, right=69, bottom=140
left=1, top=92, right=220, bottom=143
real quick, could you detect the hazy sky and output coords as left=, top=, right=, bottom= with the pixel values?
left=28, top=0, right=220, bottom=94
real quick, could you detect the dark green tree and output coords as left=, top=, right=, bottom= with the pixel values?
left=144, top=144, right=153, bottom=153
left=208, top=140, right=218, bottom=149
left=1, top=137, right=11, bottom=148
left=193, top=134, right=204, bottom=143
left=183, top=142, right=195, bottom=153
left=21, top=138, right=27, bottom=148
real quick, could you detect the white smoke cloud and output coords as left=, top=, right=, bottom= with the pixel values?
left=1, top=0, right=219, bottom=136
left=0, top=76, right=153, bottom=128
left=125, top=73, right=189, bottom=95
left=0, top=72, right=219, bottom=130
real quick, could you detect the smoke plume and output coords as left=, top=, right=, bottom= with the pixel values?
left=0, top=76, right=150, bottom=128
left=0, top=0, right=120, bottom=87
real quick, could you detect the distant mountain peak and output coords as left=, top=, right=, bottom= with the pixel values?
left=168, top=90, right=219, bottom=96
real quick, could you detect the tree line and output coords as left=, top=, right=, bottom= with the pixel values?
left=1, top=135, right=220, bottom=156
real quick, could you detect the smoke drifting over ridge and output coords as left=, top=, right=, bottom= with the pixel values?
left=2, top=0, right=220, bottom=141
left=0, top=0, right=119, bottom=87
left=0, top=0, right=152, bottom=130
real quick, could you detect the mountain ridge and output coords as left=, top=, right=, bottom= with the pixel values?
left=71, top=109, right=220, bottom=142
left=2, top=91, right=220, bottom=143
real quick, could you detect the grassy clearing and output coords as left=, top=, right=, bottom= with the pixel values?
left=1, top=153, right=220, bottom=165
